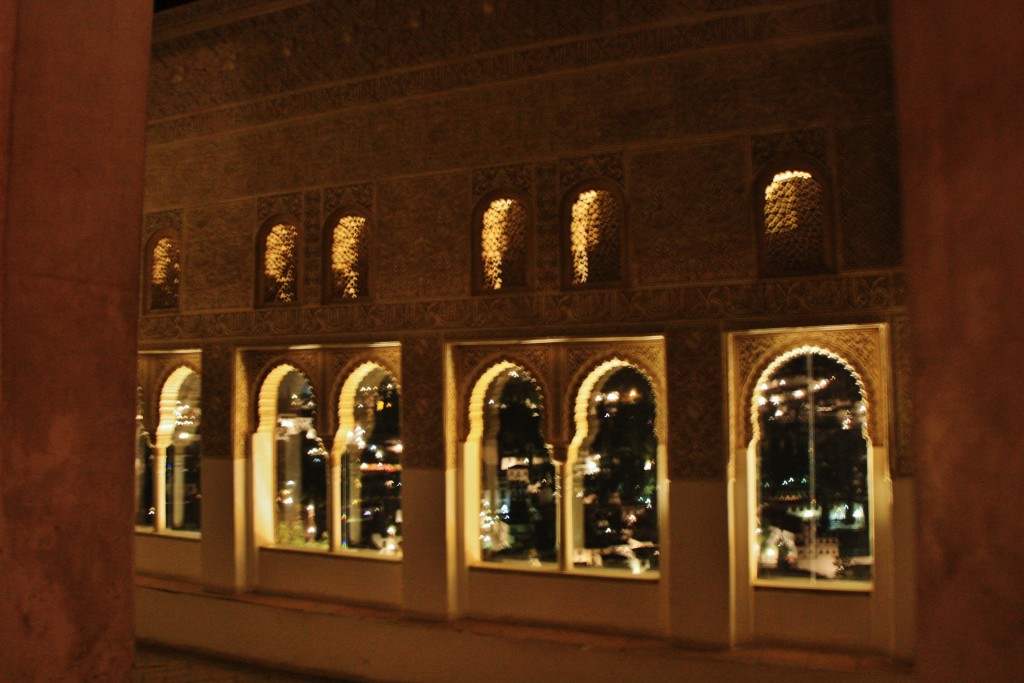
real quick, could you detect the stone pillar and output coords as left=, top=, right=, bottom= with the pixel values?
left=892, top=2, right=1024, bottom=679
left=664, top=325, right=731, bottom=647
left=198, top=343, right=249, bottom=592
left=400, top=333, right=455, bottom=619
left=0, top=1, right=152, bottom=679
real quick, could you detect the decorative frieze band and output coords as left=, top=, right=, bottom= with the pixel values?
left=140, top=271, right=905, bottom=344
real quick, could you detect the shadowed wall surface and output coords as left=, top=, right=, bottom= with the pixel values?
left=0, top=1, right=152, bottom=680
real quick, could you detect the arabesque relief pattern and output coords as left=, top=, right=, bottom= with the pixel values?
left=731, top=325, right=889, bottom=452
left=149, top=1, right=888, bottom=142
left=141, top=271, right=906, bottom=343
left=666, top=325, right=725, bottom=479
left=137, top=351, right=202, bottom=437
left=400, top=333, right=445, bottom=469
left=142, top=1, right=908, bottom=479
left=227, top=344, right=401, bottom=459
left=451, top=338, right=665, bottom=470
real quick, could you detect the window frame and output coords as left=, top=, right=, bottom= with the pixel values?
left=727, top=324, right=897, bottom=649
left=455, top=338, right=665, bottom=578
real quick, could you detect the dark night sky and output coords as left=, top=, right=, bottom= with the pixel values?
left=154, top=0, right=201, bottom=12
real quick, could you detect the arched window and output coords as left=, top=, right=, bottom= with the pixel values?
left=259, top=222, right=300, bottom=305
left=571, top=363, right=658, bottom=574
left=135, top=388, right=155, bottom=527
left=753, top=349, right=870, bottom=583
left=147, top=233, right=181, bottom=311
left=326, top=213, right=369, bottom=301
left=759, top=169, right=831, bottom=276
left=336, top=364, right=401, bottom=554
left=271, top=369, right=327, bottom=547
left=565, top=186, right=624, bottom=287
left=477, top=366, right=555, bottom=566
left=154, top=367, right=202, bottom=533
left=475, top=196, right=529, bottom=292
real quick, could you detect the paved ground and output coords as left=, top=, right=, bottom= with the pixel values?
left=133, top=644, right=359, bottom=682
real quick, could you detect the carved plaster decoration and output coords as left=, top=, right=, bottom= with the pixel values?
left=729, top=324, right=891, bottom=460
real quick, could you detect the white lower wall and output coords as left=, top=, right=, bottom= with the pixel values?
left=135, top=582, right=912, bottom=683
left=135, top=532, right=201, bottom=582
left=257, top=547, right=402, bottom=607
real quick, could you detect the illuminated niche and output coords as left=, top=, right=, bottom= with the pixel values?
left=266, top=368, right=327, bottom=548
left=479, top=197, right=528, bottom=291
left=762, top=170, right=828, bottom=275
left=335, top=363, right=402, bottom=555
left=475, top=365, right=555, bottom=567
left=570, top=362, right=659, bottom=574
left=328, top=214, right=368, bottom=300
left=262, top=223, right=299, bottom=304
left=753, top=348, right=872, bottom=584
left=149, top=235, right=181, bottom=310
left=569, top=188, right=622, bottom=286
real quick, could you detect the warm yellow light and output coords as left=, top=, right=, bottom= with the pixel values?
left=331, top=215, right=366, bottom=298
left=481, top=197, right=526, bottom=290
left=764, top=170, right=822, bottom=236
left=570, top=189, right=619, bottom=285
left=150, top=236, right=181, bottom=308
left=264, top=223, right=298, bottom=303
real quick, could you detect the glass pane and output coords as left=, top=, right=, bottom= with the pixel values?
left=135, top=400, right=155, bottom=527
left=480, top=369, right=556, bottom=567
left=755, top=351, right=871, bottom=582
left=343, top=370, right=402, bottom=554
left=275, top=371, right=328, bottom=548
left=166, top=372, right=201, bottom=532
left=574, top=366, right=658, bottom=574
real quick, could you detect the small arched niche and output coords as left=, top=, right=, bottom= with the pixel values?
left=154, top=366, right=202, bottom=533
left=758, top=168, right=831, bottom=276
left=254, top=365, right=327, bottom=549
left=326, top=212, right=369, bottom=301
left=475, top=194, right=529, bottom=292
left=564, top=184, right=625, bottom=287
left=146, top=232, right=181, bottom=311
left=751, top=347, right=872, bottom=584
left=466, top=362, right=555, bottom=567
left=258, top=221, right=300, bottom=305
left=334, top=362, right=402, bottom=555
left=569, top=361, right=659, bottom=574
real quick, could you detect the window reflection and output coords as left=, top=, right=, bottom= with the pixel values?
left=574, top=366, right=658, bottom=574
left=166, top=372, right=201, bottom=532
left=343, top=369, right=402, bottom=554
left=480, top=369, right=556, bottom=567
left=275, top=371, right=328, bottom=548
left=755, top=351, right=871, bottom=582
left=135, top=389, right=155, bottom=527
